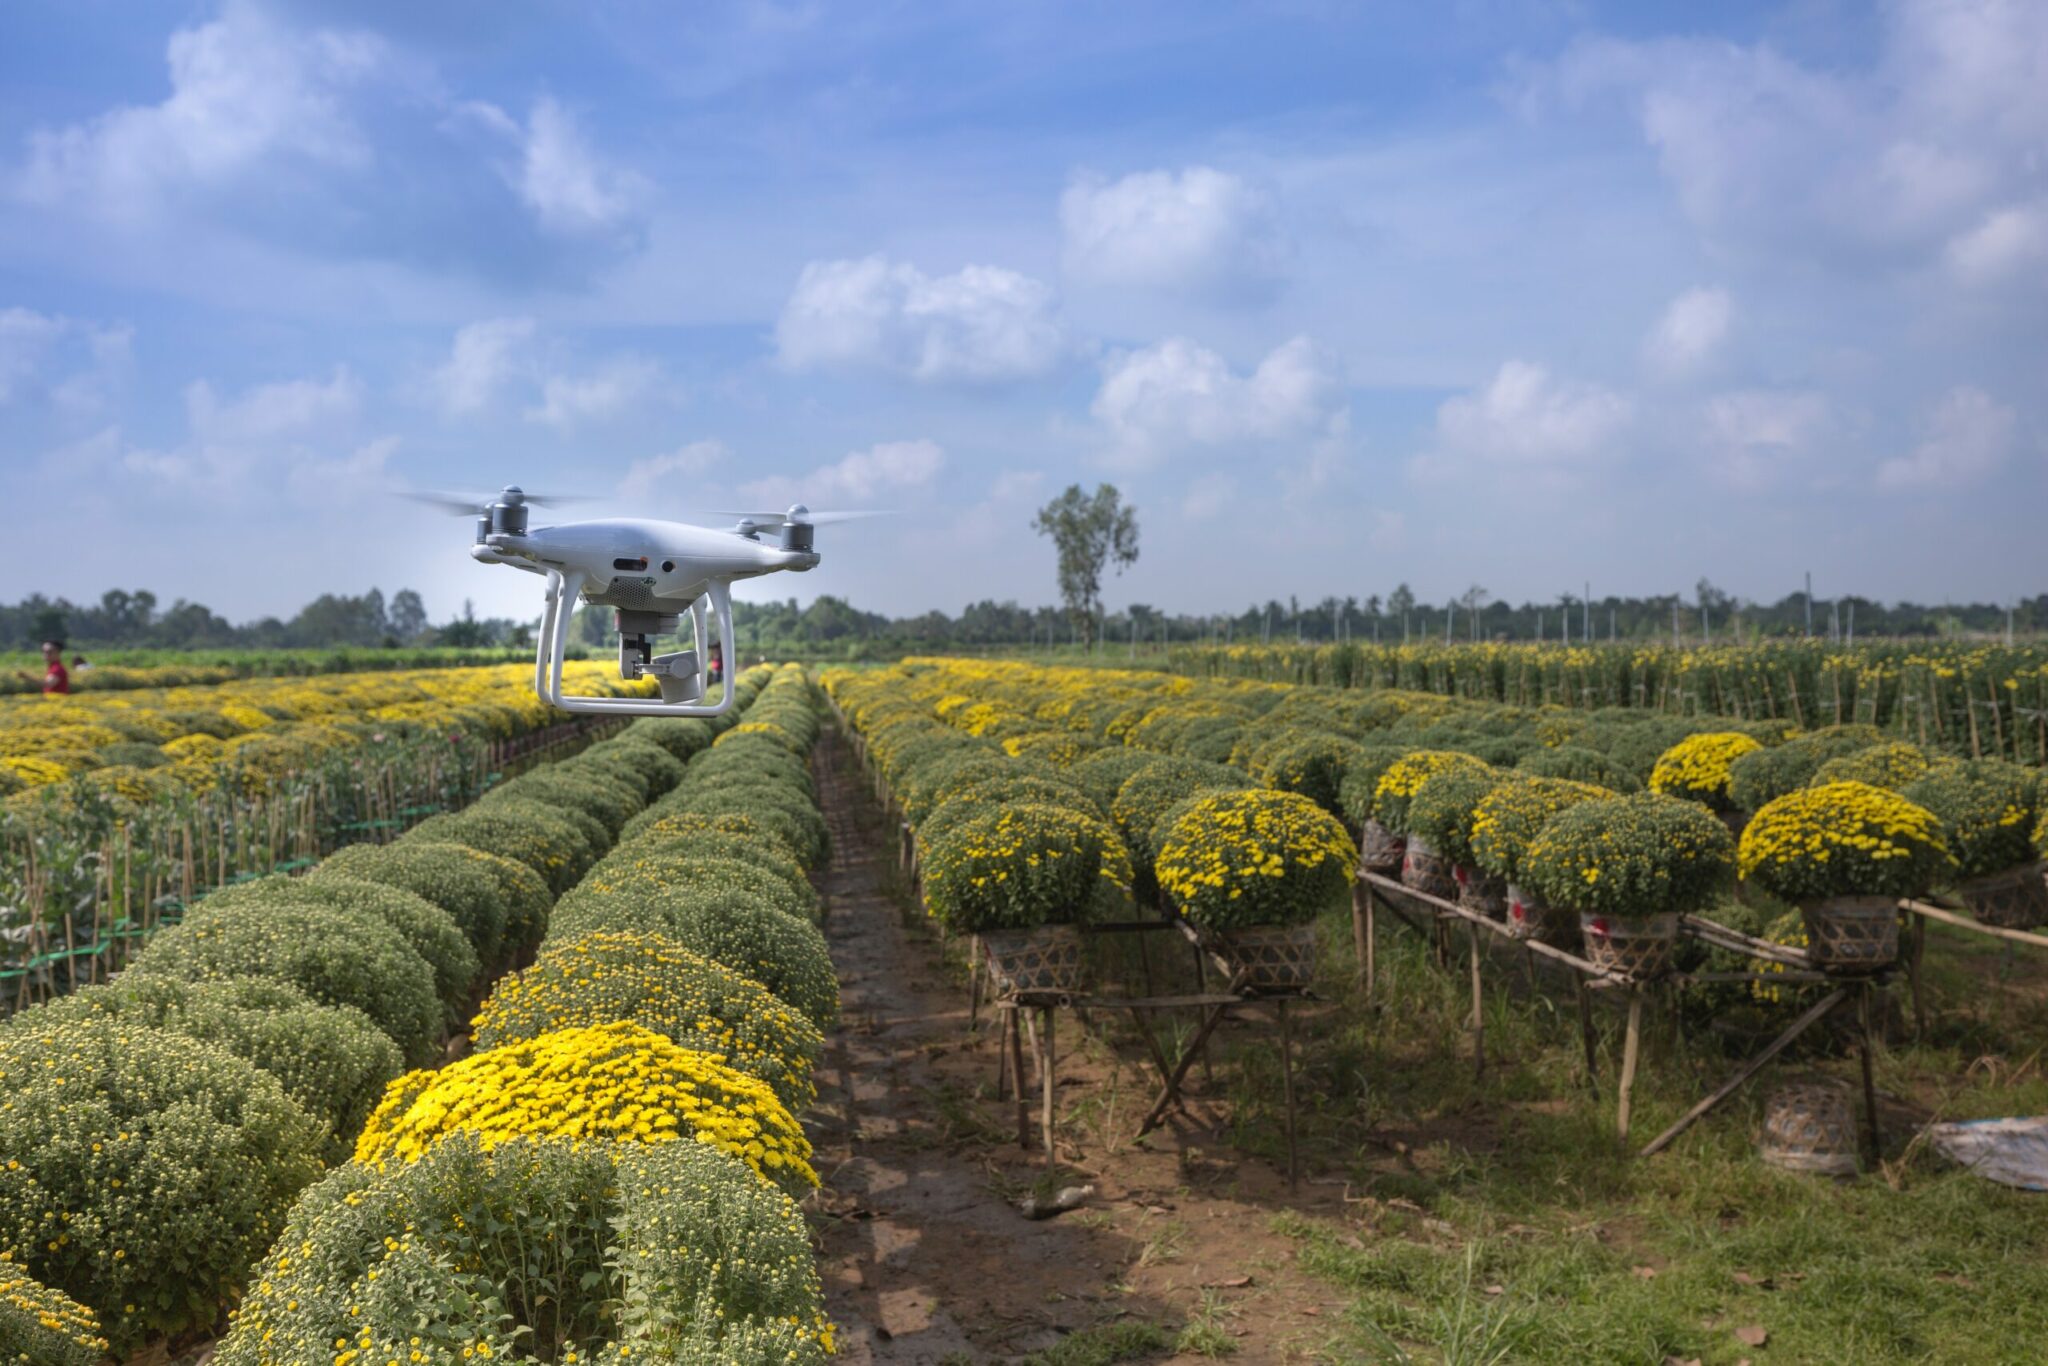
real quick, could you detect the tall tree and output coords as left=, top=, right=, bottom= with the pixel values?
left=1032, top=483, right=1139, bottom=646
left=1388, top=583, right=1415, bottom=641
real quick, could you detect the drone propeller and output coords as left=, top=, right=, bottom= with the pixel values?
left=712, top=508, right=890, bottom=528
left=400, top=487, right=596, bottom=516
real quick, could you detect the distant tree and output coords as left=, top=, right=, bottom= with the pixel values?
left=29, top=605, right=65, bottom=646
left=1032, top=483, right=1139, bottom=646
left=440, top=598, right=493, bottom=648
left=388, top=589, right=430, bottom=642
left=1388, top=583, right=1415, bottom=641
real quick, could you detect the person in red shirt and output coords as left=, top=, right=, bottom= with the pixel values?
left=16, top=640, right=70, bottom=695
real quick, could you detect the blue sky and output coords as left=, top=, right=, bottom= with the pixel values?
left=1, top=0, right=2042, bottom=623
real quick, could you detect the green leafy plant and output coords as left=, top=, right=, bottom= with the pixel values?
left=1373, top=751, right=1493, bottom=836
left=1648, top=731, right=1763, bottom=812
left=1468, top=776, right=1611, bottom=886
left=923, top=802, right=1131, bottom=934
left=1521, top=792, right=1736, bottom=918
left=1902, top=760, right=2040, bottom=881
left=1407, top=767, right=1511, bottom=869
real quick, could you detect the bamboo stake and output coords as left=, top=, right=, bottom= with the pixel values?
left=1616, top=991, right=1643, bottom=1141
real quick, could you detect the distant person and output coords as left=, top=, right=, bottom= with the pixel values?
left=70, top=653, right=92, bottom=674
left=16, top=640, right=70, bottom=695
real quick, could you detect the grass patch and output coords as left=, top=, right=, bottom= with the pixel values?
left=1022, top=1318, right=1174, bottom=1365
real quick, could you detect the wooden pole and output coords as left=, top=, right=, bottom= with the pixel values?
left=1638, top=988, right=1848, bottom=1156
left=1278, top=999, right=1299, bottom=1190
left=1858, top=982, right=1883, bottom=1166
left=1010, top=1008, right=1029, bottom=1147
left=1351, top=882, right=1370, bottom=991
left=1908, top=912, right=1928, bottom=1039
left=1575, top=975, right=1599, bottom=1097
left=1040, top=1007, right=1057, bottom=1165
left=1468, top=919, right=1485, bottom=1078
left=1616, top=991, right=1644, bottom=1141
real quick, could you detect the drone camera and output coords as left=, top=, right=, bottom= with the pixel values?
left=613, top=556, right=648, bottom=571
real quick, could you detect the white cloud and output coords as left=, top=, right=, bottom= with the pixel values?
left=1061, top=166, right=1289, bottom=299
left=1945, top=201, right=2048, bottom=285
left=618, top=440, right=728, bottom=503
left=1416, top=360, right=1631, bottom=481
left=514, top=97, right=644, bottom=237
left=15, top=1, right=384, bottom=211
left=1525, top=2, right=2048, bottom=275
left=1702, top=389, right=1832, bottom=493
left=1877, top=385, right=2016, bottom=490
left=1181, top=473, right=1236, bottom=522
left=1644, top=286, right=1732, bottom=378
left=776, top=256, right=1067, bottom=383
left=737, top=438, right=945, bottom=508
left=285, top=434, right=398, bottom=502
left=432, top=317, right=536, bottom=415
left=526, top=356, right=659, bottom=429
left=990, top=469, right=1045, bottom=502
left=0, top=307, right=131, bottom=409
left=1370, top=510, right=1408, bottom=553
left=186, top=366, right=361, bottom=444
left=1092, top=335, right=1345, bottom=469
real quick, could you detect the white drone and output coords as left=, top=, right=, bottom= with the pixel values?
left=416, top=486, right=870, bottom=718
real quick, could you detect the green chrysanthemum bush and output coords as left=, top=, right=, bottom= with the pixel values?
left=0, top=1018, right=326, bottom=1355
left=900, top=751, right=1049, bottom=825
left=203, top=873, right=479, bottom=1020
left=1257, top=733, right=1369, bottom=818
left=471, top=932, right=824, bottom=1113
left=544, top=888, right=839, bottom=1029
left=1738, top=781, right=1953, bottom=902
left=216, top=1134, right=833, bottom=1366
left=587, top=847, right=820, bottom=924
left=1727, top=726, right=1886, bottom=811
left=1813, top=740, right=1938, bottom=792
left=640, top=785, right=830, bottom=869
left=1335, top=744, right=1414, bottom=827
left=1001, top=728, right=1101, bottom=768
left=917, top=774, right=1103, bottom=856
left=1515, top=744, right=1641, bottom=793
left=624, top=714, right=717, bottom=762
left=1521, top=792, right=1736, bottom=919
left=127, top=900, right=443, bottom=1064
left=1372, top=750, right=1493, bottom=836
left=404, top=797, right=602, bottom=893
left=576, top=734, right=688, bottom=798
left=1405, top=765, right=1509, bottom=869
left=1903, top=760, right=2041, bottom=882
left=591, top=825, right=812, bottom=905
left=3, top=976, right=401, bottom=1161
left=1110, top=758, right=1254, bottom=867
left=1070, top=747, right=1168, bottom=814
left=312, top=838, right=526, bottom=968
left=0, top=1254, right=106, bottom=1366
left=1156, top=789, right=1359, bottom=931
left=482, top=765, right=642, bottom=838
left=922, top=802, right=1133, bottom=934
left=1468, top=776, right=1611, bottom=886
left=613, top=808, right=808, bottom=870
left=358, top=1022, right=816, bottom=1196
left=1648, top=731, right=1763, bottom=812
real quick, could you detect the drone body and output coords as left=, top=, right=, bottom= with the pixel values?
left=451, top=486, right=840, bottom=718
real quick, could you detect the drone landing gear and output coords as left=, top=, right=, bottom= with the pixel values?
left=534, top=572, right=738, bottom=718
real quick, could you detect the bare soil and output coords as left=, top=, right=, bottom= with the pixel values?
left=809, top=732, right=1357, bottom=1364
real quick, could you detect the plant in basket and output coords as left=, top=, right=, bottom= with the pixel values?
left=1648, top=731, right=1762, bottom=813
left=1522, top=792, right=1735, bottom=979
left=922, top=802, right=1131, bottom=993
left=1903, top=760, right=2045, bottom=929
left=1156, top=789, right=1358, bottom=989
left=1737, top=781, right=1950, bottom=970
left=1812, top=740, right=1938, bottom=791
left=1335, top=743, right=1413, bottom=876
left=1407, top=766, right=1512, bottom=917
left=1374, top=750, right=1491, bottom=899
left=1469, top=776, right=1609, bottom=942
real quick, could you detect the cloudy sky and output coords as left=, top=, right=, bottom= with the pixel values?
left=1, top=0, right=2042, bottom=623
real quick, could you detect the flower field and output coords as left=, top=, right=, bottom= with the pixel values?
left=0, top=661, right=847, bottom=1362
left=0, top=663, right=657, bottom=1011
left=827, top=655, right=2046, bottom=990
left=1161, top=639, right=2048, bottom=765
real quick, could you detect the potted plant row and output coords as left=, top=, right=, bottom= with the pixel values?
left=1374, top=750, right=1490, bottom=903
left=1468, top=776, right=1611, bottom=945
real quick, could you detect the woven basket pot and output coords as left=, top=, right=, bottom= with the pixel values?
left=1579, top=911, right=1679, bottom=979
left=1359, top=819, right=1407, bottom=877
left=1959, top=862, right=2048, bottom=931
left=1400, top=835, right=1459, bottom=902
left=1215, top=922, right=1320, bottom=992
left=1456, top=866, right=1509, bottom=921
left=1799, top=895, right=1900, bottom=972
left=1505, top=884, right=1578, bottom=946
left=1759, top=1081, right=1858, bottom=1177
left=981, top=924, right=1085, bottom=995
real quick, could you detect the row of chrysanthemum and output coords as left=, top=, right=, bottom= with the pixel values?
left=0, top=664, right=849, bottom=1364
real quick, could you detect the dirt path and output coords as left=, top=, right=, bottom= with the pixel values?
left=809, top=731, right=1354, bottom=1364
